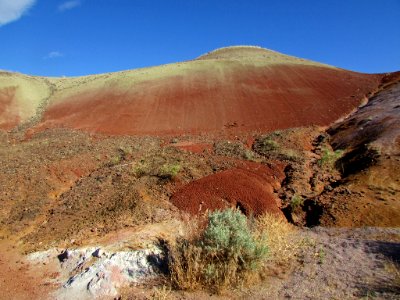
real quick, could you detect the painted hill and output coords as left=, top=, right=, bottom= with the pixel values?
left=1, top=47, right=399, bottom=300
left=0, top=46, right=384, bottom=135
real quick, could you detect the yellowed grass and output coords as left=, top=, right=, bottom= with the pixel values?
left=168, top=242, right=203, bottom=291
left=149, top=285, right=173, bottom=300
left=167, top=215, right=206, bottom=291
left=255, top=213, right=299, bottom=265
left=384, top=260, right=400, bottom=286
left=196, top=46, right=334, bottom=68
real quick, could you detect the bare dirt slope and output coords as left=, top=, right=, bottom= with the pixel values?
left=317, top=74, right=400, bottom=227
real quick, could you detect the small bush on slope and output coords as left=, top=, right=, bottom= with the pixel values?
left=253, top=132, right=303, bottom=163
left=214, top=140, right=257, bottom=161
left=168, top=209, right=268, bottom=292
left=133, top=154, right=181, bottom=179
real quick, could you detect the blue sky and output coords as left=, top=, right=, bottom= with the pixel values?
left=0, top=0, right=399, bottom=76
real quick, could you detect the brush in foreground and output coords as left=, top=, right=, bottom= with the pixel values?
left=167, top=209, right=271, bottom=292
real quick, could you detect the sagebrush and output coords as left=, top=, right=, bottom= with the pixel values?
left=168, top=209, right=268, bottom=292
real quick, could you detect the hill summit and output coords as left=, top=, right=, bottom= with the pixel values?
left=196, top=46, right=327, bottom=66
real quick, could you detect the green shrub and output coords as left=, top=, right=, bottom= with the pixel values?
left=278, top=149, right=303, bottom=163
left=202, top=209, right=267, bottom=270
left=318, top=148, right=344, bottom=168
left=159, top=163, right=181, bottom=179
left=258, top=138, right=279, bottom=152
left=243, top=149, right=255, bottom=160
left=169, top=209, right=268, bottom=291
left=133, top=159, right=148, bottom=177
left=133, top=159, right=181, bottom=179
left=110, top=155, right=121, bottom=165
left=290, top=194, right=304, bottom=210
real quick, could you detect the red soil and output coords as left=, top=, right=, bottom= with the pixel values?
left=35, top=64, right=383, bottom=136
left=170, top=161, right=285, bottom=216
left=0, top=86, right=19, bottom=130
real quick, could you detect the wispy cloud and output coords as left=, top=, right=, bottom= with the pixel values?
left=58, top=0, right=81, bottom=12
left=0, top=0, right=36, bottom=26
left=44, top=51, right=64, bottom=59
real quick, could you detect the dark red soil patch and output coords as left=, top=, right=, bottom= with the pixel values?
left=35, top=64, right=383, bottom=136
left=170, top=161, right=285, bottom=216
left=0, top=86, right=19, bottom=130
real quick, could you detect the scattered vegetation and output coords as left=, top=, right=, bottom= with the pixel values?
left=150, top=285, right=172, bottom=300
left=133, top=148, right=182, bottom=179
left=106, top=145, right=136, bottom=166
left=214, top=140, right=257, bottom=160
left=384, top=260, right=400, bottom=287
left=253, top=131, right=303, bottom=162
left=243, top=149, right=255, bottom=160
left=110, top=155, right=122, bottom=165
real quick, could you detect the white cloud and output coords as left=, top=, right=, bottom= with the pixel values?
left=58, top=0, right=81, bottom=12
left=0, top=0, right=36, bottom=26
left=44, top=51, right=64, bottom=59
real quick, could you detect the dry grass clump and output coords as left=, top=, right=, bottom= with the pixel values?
left=384, top=260, right=400, bottom=287
left=255, top=213, right=299, bottom=266
left=149, top=285, right=173, bottom=300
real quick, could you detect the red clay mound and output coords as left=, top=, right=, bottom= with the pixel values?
left=170, top=162, right=285, bottom=216
left=35, top=64, right=383, bottom=136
